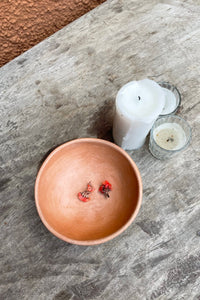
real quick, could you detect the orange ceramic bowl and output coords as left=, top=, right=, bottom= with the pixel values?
left=35, top=138, right=142, bottom=245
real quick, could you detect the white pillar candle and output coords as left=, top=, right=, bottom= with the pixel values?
left=113, top=79, right=165, bottom=150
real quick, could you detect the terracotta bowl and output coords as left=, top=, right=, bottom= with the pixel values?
left=35, top=138, right=142, bottom=245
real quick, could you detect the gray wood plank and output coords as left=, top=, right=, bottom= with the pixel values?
left=1, top=0, right=200, bottom=299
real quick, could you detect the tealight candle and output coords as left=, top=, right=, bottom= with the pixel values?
left=158, top=82, right=181, bottom=116
left=154, top=123, right=186, bottom=150
left=113, top=79, right=165, bottom=150
left=149, top=115, right=191, bottom=160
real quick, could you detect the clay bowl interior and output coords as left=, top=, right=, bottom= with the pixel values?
left=35, top=138, right=142, bottom=245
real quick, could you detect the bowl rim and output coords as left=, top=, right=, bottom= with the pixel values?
left=35, top=138, right=143, bottom=245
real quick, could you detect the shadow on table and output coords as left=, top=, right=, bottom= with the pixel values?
left=88, top=99, right=114, bottom=142
left=38, top=144, right=62, bottom=169
left=38, top=100, right=115, bottom=170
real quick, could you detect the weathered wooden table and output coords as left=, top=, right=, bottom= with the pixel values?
left=1, top=0, right=200, bottom=299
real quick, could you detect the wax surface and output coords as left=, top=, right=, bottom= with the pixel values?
left=117, top=80, right=164, bottom=121
left=113, top=79, right=165, bottom=150
left=161, top=87, right=177, bottom=115
left=153, top=123, right=187, bottom=150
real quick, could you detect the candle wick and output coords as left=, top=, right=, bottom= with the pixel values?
left=167, top=137, right=174, bottom=142
left=138, top=96, right=141, bottom=100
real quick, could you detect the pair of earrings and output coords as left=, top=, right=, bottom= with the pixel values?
left=78, top=181, right=112, bottom=202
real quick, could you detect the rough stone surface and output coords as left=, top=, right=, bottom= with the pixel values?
left=0, top=0, right=200, bottom=299
left=0, top=0, right=106, bottom=67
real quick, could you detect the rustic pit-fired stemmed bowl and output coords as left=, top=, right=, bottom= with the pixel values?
left=35, top=138, right=142, bottom=245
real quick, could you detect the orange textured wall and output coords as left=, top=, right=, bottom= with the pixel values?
left=0, top=0, right=106, bottom=67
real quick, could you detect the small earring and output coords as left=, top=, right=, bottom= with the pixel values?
left=99, top=181, right=112, bottom=198
left=78, top=182, right=94, bottom=202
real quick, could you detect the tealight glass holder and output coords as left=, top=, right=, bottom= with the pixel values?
left=149, top=115, right=191, bottom=160
left=158, top=82, right=181, bottom=116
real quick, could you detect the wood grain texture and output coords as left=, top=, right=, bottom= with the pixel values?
left=0, top=0, right=200, bottom=299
